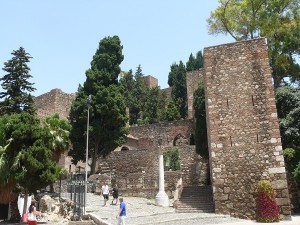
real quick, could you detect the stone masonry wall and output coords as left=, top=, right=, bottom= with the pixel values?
left=34, top=88, right=75, bottom=119
left=129, top=119, right=194, bottom=148
left=186, top=69, right=204, bottom=119
left=142, top=75, right=158, bottom=88
left=204, top=38, right=291, bottom=219
left=105, top=149, right=159, bottom=198
left=177, top=145, right=209, bottom=186
left=99, top=145, right=206, bottom=198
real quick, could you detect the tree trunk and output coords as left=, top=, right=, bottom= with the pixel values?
left=273, top=74, right=282, bottom=89
left=21, top=192, right=29, bottom=222
left=91, top=149, right=97, bottom=175
left=9, top=196, right=20, bottom=222
left=90, top=141, right=100, bottom=175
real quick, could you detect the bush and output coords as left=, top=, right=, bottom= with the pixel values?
left=255, top=180, right=280, bottom=222
left=163, top=147, right=180, bottom=171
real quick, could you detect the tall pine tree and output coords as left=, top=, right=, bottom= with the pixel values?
left=168, top=61, right=187, bottom=118
left=0, top=47, right=36, bottom=115
left=69, top=36, right=128, bottom=174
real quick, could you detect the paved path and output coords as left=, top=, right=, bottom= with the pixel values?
left=1, top=193, right=299, bottom=225
left=84, top=194, right=300, bottom=225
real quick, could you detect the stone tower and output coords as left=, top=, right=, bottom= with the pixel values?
left=204, top=38, right=291, bottom=219
left=34, top=88, right=75, bottom=119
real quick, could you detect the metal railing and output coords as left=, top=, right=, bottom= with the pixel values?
left=63, top=174, right=96, bottom=218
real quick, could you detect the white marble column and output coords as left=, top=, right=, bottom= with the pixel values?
left=155, top=149, right=169, bottom=207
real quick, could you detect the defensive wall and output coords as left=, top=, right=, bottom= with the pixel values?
left=203, top=38, right=290, bottom=219
left=34, top=38, right=294, bottom=219
left=186, top=69, right=204, bottom=119
left=97, top=145, right=208, bottom=198
left=129, top=119, right=194, bottom=148
left=34, top=88, right=75, bottom=120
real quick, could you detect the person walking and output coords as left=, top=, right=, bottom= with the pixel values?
left=101, top=181, right=109, bottom=206
left=116, top=197, right=126, bottom=225
left=111, top=184, right=119, bottom=205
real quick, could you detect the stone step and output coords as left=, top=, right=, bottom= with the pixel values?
left=176, top=185, right=214, bottom=213
left=175, top=208, right=215, bottom=213
left=176, top=202, right=214, bottom=206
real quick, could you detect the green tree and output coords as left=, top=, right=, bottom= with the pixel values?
left=69, top=36, right=128, bottom=174
left=164, top=147, right=180, bottom=171
left=44, top=114, right=71, bottom=163
left=193, top=82, right=209, bottom=158
left=186, top=51, right=204, bottom=71
left=276, top=86, right=300, bottom=181
left=168, top=61, right=187, bottom=118
left=0, top=113, right=62, bottom=220
left=142, top=86, right=160, bottom=124
left=157, top=89, right=168, bottom=122
left=120, top=65, right=162, bottom=125
left=0, top=138, right=14, bottom=186
left=43, top=114, right=70, bottom=192
left=207, top=0, right=300, bottom=88
left=2, top=113, right=61, bottom=191
left=0, top=47, right=36, bottom=115
left=133, top=65, right=149, bottom=124
left=164, top=99, right=181, bottom=121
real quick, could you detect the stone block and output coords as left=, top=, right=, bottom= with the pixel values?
left=214, top=179, right=224, bottom=185
left=272, top=180, right=288, bottom=189
left=276, top=197, right=290, bottom=205
left=214, top=193, right=228, bottom=201
left=268, top=167, right=286, bottom=174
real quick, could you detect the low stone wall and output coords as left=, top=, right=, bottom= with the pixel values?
left=96, top=146, right=207, bottom=198
left=54, top=146, right=208, bottom=199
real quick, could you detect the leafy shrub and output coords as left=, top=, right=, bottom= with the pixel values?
left=163, top=147, right=180, bottom=171
left=255, top=180, right=280, bottom=222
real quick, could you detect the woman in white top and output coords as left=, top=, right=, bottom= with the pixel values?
left=27, top=199, right=41, bottom=225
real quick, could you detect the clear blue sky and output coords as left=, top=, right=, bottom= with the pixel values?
left=0, top=0, right=233, bottom=96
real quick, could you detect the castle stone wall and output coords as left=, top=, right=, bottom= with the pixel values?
left=34, top=88, right=75, bottom=119
left=101, top=145, right=206, bottom=198
left=177, top=145, right=208, bottom=186
left=161, top=87, right=172, bottom=100
left=143, top=75, right=158, bottom=88
left=204, top=38, right=291, bottom=219
left=129, top=119, right=194, bottom=148
left=186, top=69, right=204, bottom=119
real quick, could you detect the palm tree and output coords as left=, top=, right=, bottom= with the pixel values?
left=44, top=114, right=71, bottom=192
left=44, top=114, right=71, bottom=163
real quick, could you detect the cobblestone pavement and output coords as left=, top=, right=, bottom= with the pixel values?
left=85, top=194, right=300, bottom=225
left=1, top=193, right=299, bottom=225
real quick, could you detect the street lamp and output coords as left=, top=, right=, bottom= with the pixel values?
left=84, top=95, right=92, bottom=215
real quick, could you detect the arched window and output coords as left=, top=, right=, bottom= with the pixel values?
left=173, top=134, right=188, bottom=146
left=121, top=146, right=129, bottom=151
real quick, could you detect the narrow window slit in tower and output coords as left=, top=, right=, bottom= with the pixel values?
left=230, top=136, right=232, bottom=147
left=256, top=134, right=259, bottom=142
left=227, top=99, right=229, bottom=108
left=252, top=95, right=255, bottom=106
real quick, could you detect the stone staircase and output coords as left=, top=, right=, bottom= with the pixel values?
left=98, top=161, right=111, bottom=176
left=175, top=186, right=215, bottom=213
